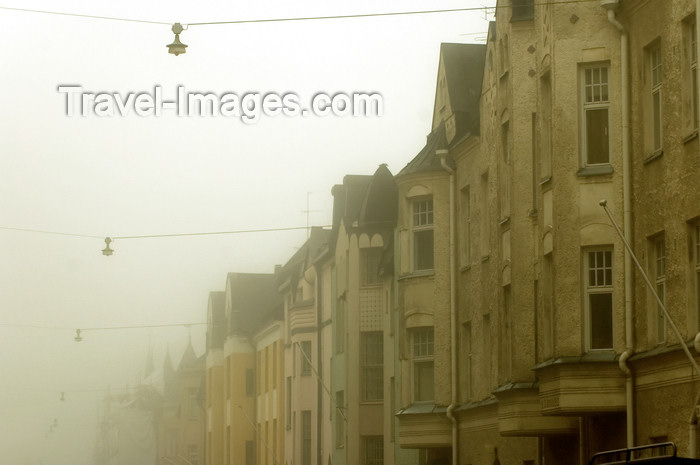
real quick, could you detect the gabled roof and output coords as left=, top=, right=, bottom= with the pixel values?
left=226, top=273, right=282, bottom=335
left=178, top=341, right=199, bottom=371
left=439, top=43, right=486, bottom=114
left=276, top=227, right=331, bottom=289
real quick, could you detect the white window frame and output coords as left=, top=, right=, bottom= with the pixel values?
left=412, top=198, right=434, bottom=271
left=412, top=327, right=434, bottom=402
left=580, top=64, right=611, bottom=167
left=584, top=248, right=614, bottom=351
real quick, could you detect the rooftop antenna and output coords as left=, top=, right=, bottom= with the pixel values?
left=302, top=191, right=322, bottom=239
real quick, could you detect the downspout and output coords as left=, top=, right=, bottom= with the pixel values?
left=313, top=262, right=323, bottom=465
left=438, top=148, right=458, bottom=465
left=695, top=2, right=700, bottom=453
left=604, top=2, right=634, bottom=449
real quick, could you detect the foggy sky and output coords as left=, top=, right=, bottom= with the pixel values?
left=0, top=1, right=493, bottom=463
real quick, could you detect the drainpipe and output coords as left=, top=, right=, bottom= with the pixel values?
left=694, top=4, right=700, bottom=456
left=437, top=149, right=458, bottom=465
left=603, top=1, right=634, bottom=449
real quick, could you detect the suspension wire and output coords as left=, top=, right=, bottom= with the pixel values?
left=0, top=1, right=599, bottom=29
left=0, top=5, right=169, bottom=24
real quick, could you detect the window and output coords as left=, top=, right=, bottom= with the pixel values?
left=188, top=389, right=199, bottom=419
left=540, top=72, right=552, bottom=180
left=302, top=410, right=312, bottom=465
left=463, top=322, right=472, bottom=400
left=511, top=0, right=534, bottom=21
left=480, top=173, right=490, bottom=257
left=650, top=237, right=666, bottom=344
left=336, top=298, right=345, bottom=353
left=648, top=44, right=663, bottom=153
left=502, top=286, right=513, bottom=380
left=684, top=16, right=698, bottom=134
left=272, top=342, right=277, bottom=389
left=300, top=341, right=312, bottom=376
left=500, top=122, right=511, bottom=219
left=361, top=332, right=384, bottom=401
left=412, top=198, right=434, bottom=271
left=167, top=430, right=177, bottom=456
left=362, top=247, right=382, bottom=286
left=542, top=253, right=555, bottom=358
left=412, top=327, right=434, bottom=402
left=693, top=224, right=700, bottom=329
left=246, top=368, right=255, bottom=397
left=245, top=440, right=255, bottom=465
left=336, top=391, right=345, bottom=448
left=585, top=249, right=613, bottom=350
left=188, top=445, right=199, bottom=465
left=483, top=314, right=492, bottom=390
left=285, top=377, right=292, bottom=429
left=363, top=436, right=384, bottom=465
left=264, top=346, right=269, bottom=392
left=461, top=186, right=471, bottom=266
left=581, top=65, right=610, bottom=166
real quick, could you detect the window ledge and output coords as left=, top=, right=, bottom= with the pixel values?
left=682, top=130, right=698, bottom=144
left=398, top=270, right=435, bottom=281
left=499, top=70, right=509, bottom=81
left=460, top=264, right=472, bottom=273
left=539, top=176, right=552, bottom=187
left=643, top=149, right=663, bottom=164
left=576, top=165, right=613, bottom=177
left=499, top=216, right=511, bottom=227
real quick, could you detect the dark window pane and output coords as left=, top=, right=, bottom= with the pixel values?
left=586, top=108, right=609, bottom=164
left=414, top=230, right=434, bottom=270
left=590, top=293, right=613, bottom=349
left=414, top=361, right=434, bottom=401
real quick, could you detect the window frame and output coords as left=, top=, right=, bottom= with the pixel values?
left=647, top=42, right=664, bottom=155
left=335, top=391, right=345, bottom=448
left=361, top=247, right=383, bottom=287
left=461, top=185, right=471, bottom=267
left=579, top=64, right=611, bottom=168
left=650, top=236, right=666, bottom=344
left=584, top=248, right=614, bottom=351
left=693, top=223, right=700, bottom=331
left=361, top=331, right=384, bottom=401
left=684, top=15, right=698, bottom=136
left=302, top=410, right=312, bottom=465
left=411, top=327, right=435, bottom=402
left=411, top=198, right=434, bottom=271
left=300, top=341, right=312, bottom=376
left=362, top=436, right=384, bottom=465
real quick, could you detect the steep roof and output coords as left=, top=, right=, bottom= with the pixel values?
left=276, top=227, right=331, bottom=288
left=438, top=42, right=486, bottom=118
left=226, top=273, right=282, bottom=336
left=397, top=122, right=451, bottom=177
